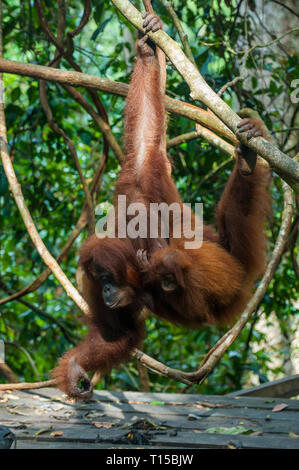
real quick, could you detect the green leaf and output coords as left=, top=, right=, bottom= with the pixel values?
left=93, top=0, right=106, bottom=24
left=0, top=164, right=9, bottom=196
left=251, top=77, right=258, bottom=89
left=91, top=16, right=113, bottom=41
left=205, top=426, right=257, bottom=435
left=11, top=87, right=21, bottom=102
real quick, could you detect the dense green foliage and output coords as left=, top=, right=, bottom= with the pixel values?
left=0, top=0, right=298, bottom=394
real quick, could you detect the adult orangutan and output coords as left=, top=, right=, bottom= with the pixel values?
left=52, top=13, right=271, bottom=399
left=52, top=14, right=172, bottom=399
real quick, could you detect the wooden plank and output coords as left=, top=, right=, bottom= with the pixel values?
left=2, top=397, right=298, bottom=424
left=11, top=389, right=299, bottom=418
left=1, top=390, right=298, bottom=426
left=1, top=401, right=299, bottom=437
left=10, top=422, right=299, bottom=450
left=1, top=388, right=298, bottom=449
left=149, top=431, right=299, bottom=449
left=17, top=441, right=183, bottom=449
left=2, top=410, right=299, bottom=436
left=228, top=375, right=299, bottom=398
left=2, top=396, right=298, bottom=428
left=22, top=388, right=299, bottom=410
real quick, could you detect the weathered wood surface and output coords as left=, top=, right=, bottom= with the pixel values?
left=0, top=388, right=298, bottom=449
left=228, top=374, right=299, bottom=398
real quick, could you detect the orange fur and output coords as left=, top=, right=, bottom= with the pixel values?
left=51, top=34, right=171, bottom=398
left=52, top=236, right=145, bottom=397
left=145, top=123, right=271, bottom=326
left=52, top=20, right=272, bottom=398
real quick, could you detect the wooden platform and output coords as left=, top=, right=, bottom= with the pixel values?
left=0, top=387, right=299, bottom=449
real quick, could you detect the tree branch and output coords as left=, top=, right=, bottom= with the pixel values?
left=270, top=0, right=299, bottom=18
left=195, top=124, right=235, bottom=156
left=196, top=157, right=233, bottom=189
left=0, top=379, right=56, bottom=391
left=0, top=363, right=19, bottom=383
left=0, top=58, right=235, bottom=142
left=0, top=160, right=106, bottom=303
left=167, top=126, right=235, bottom=157
left=0, top=2, right=110, bottom=305
left=110, top=0, right=299, bottom=189
left=67, top=0, right=92, bottom=38
left=0, top=200, right=91, bottom=305
left=230, top=26, right=299, bottom=56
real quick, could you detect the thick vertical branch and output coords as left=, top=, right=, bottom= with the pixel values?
left=110, top=0, right=299, bottom=188
left=0, top=363, right=19, bottom=384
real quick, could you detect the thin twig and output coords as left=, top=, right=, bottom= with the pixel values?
left=0, top=379, right=56, bottom=391
left=0, top=277, right=79, bottom=343
left=35, top=0, right=111, bottom=166
left=68, top=0, right=92, bottom=38
left=270, top=0, right=299, bottom=19
left=272, top=128, right=299, bottom=134
left=4, top=341, right=41, bottom=380
left=39, top=80, right=95, bottom=233
left=167, top=130, right=199, bottom=149
left=226, top=26, right=299, bottom=56
left=167, top=126, right=235, bottom=156
left=196, top=157, right=233, bottom=189
left=159, top=0, right=196, bottom=65
left=217, top=76, right=243, bottom=97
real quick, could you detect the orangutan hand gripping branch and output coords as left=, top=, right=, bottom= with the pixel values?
left=52, top=13, right=271, bottom=399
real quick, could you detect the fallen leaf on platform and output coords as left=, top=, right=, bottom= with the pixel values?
left=34, top=426, right=53, bottom=437
left=91, top=421, right=114, bottom=429
left=50, top=430, right=64, bottom=437
left=272, top=403, right=288, bottom=412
